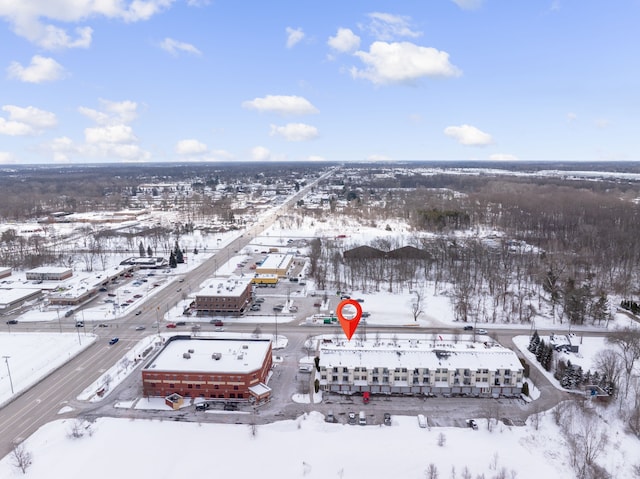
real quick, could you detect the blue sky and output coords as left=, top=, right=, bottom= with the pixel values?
left=0, top=0, right=639, bottom=164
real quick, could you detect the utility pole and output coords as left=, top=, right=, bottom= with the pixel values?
left=3, top=356, right=14, bottom=394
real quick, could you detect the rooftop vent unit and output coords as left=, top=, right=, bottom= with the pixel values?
left=212, top=352, right=221, bottom=360
left=434, top=350, right=451, bottom=359
left=242, top=345, right=248, bottom=350
left=188, top=349, right=194, bottom=353
left=183, top=352, right=191, bottom=359
left=237, top=353, right=244, bottom=360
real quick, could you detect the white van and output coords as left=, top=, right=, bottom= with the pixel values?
left=417, top=414, right=427, bottom=428
left=359, top=411, right=366, bottom=426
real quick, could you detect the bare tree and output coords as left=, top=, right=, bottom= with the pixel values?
left=593, top=349, right=622, bottom=394
left=11, top=443, right=32, bottom=474
left=425, top=463, right=439, bottom=479
left=608, top=327, right=640, bottom=398
left=411, top=289, right=425, bottom=322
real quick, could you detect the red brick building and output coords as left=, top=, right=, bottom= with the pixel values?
left=193, top=278, right=252, bottom=315
left=142, top=337, right=272, bottom=403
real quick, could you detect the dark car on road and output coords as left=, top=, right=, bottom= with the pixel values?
left=108, top=337, right=119, bottom=345
left=6, top=319, right=18, bottom=325
left=463, top=325, right=473, bottom=331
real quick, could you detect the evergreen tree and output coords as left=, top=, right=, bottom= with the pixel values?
left=528, top=330, right=540, bottom=353
left=138, top=241, right=145, bottom=257
left=169, top=251, right=177, bottom=268
left=542, top=343, right=554, bottom=371
left=193, top=247, right=198, bottom=255
left=147, top=245, right=153, bottom=257
left=535, top=339, right=546, bottom=363
left=176, top=247, right=184, bottom=263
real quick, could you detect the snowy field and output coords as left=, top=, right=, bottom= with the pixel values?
left=1, top=408, right=638, bottom=479
left=0, top=333, right=95, bottom=407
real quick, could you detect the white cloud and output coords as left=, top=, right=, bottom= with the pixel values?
left=0, top=118, right=35, bottom=136
left=42, top=98, right=150, bottom=162
left=85, top=124, right=137, bottom=144
left=444, top=124, right=493, bottom=146
left=7, top=55, right=66, bottom=83
left=351, top=41, right=461, bottom=85
left=269, top=123, right=318, bottom=142
left=364, top=12, right=422, bottom=41
left=78, top=99, right=138, bottom=125
left=567, top=112, right=577, bottom=122
left=0, top=151, right=17, bottom=164
left=451, top=0, right=483, bottom=10
left=490, top=153, right=519, bottom=161
left=175, top=139, right=208, bottom=155
left=0, top=105, right=57, bottom=136
left=286, top=27, right=304, bottom=48
left=251, top=146, right=271, bottom=161
left=0, top=0, right=175, bottom=49
left=328, top=28, right=360, bottom=54
left=242, top=95, right=319, bottom=115
left=2, top=105, right=57, bottom=129
left=160, top=38, right=201, bottom=56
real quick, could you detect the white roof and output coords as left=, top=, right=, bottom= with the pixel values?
left=26, top=266, right=71, bottom=274
left=0, top=288, right=41, bottom=305
left=258, top=254, right=293, bottom=270
left=147, top=338, right=271, bottom=374
left=196, top=278, right=251, bottom=298
left=320, top=336, right=523, bottom=372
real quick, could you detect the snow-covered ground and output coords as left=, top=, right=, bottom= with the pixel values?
left=1, top=408, right=638, bottom=479
left=0, top=333, right=96, bottom=407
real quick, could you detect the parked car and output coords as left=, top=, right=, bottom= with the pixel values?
left=359, top=411, right=367, bottom=425
left=417, top=414, right=427, bottom=428
left=463, top=325, right=473, bottom=331
left=175, top=321, right=186, bottom=326
left=477, top=329, right=488, bottom=335
left=166, top=323, right=177, bottom=328
left=289, top=305, right=298, bottom=312
left=348, top=412, right=357, bottom=425
left=213, top=320, right=224, bottom=327
left=384, top=413, right=391, bottom=426
left=135, top=325, right=145, bottom=331
left=75, top=321, right=84, bottom=328
left=466, top=419, right=478, bottom=430
left=355, top=298, right=365, bottom=303
left=326, top=411, right=336, bottom=423
left=340, top=294, right=351, bottom=300
left=6, top=319, right=18, bottom=325
left=250, top=305, right=261, bottom=311
left=108, top=337, right=119, bottom=345
left=98, top=323, right=109, bottom=328
left=135, top=310, right=142, bottom=316
left=254, top=297, right=265, bottom=303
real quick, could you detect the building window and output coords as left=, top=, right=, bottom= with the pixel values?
left=413, top=377, right=419, bottom=384
left=233, top=385, right=239, bottom=390
left=504, top=378, right=511, bottom=385
left=383, top=377, right=389, bottom=383
left=332, top=367, right=338, bottom=373
left=342, top=376, right=349, bottom=382
left=214, top=385, right=219, bottom=389
left=343, top=367, right=348, bottom=373
left=187, top=384, right=193, bottom=389
left=332, top=376, right=338, bottom=382
left=169, top=384, right=175, bottom=388
left=321, top=375, right=326, bottom=380
left=196, top=384, right=201, bottom=389
left=372, top=377, right=379, bottom=383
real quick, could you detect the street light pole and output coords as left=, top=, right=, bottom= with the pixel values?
left=3, top=356, right=14, bottom=394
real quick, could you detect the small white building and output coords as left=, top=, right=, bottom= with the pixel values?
left=318, top=334, right=524, bottom=398
left=25, top=267, right=72, bottom=281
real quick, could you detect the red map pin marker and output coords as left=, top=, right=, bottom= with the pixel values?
left=336, top=299, right=363, bottom=341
